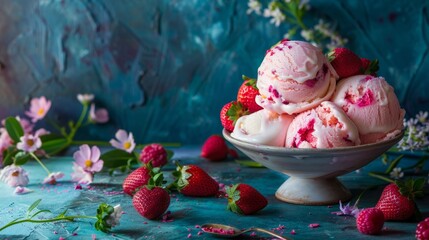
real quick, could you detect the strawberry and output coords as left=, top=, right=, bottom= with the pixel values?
left=201, top=135, right=229, bottom=161
left=328, top=47, right=362, bottom=78
left=123, top=166, right=150, bottom=196
left=140, top=143, right=168, bottom=167
left=237, top=75, right=262, bottom=113
left=416, top=217, right=429, bottom=240
left=220, top=101, right=248, bottom=132
left=360, top=58, right=379, bottom=76
left=375, top=179, right=424, bottom=221
left=132, top=169, right=170, bottom=219
left=356, top=208, right=384, bottom=235
left=225, top=183, right=267, bottom=215
left=172, top=163, right=219, bottom=197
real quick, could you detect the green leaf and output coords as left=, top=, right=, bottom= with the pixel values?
left=101, top=149, right=137, bottom=168
left=30, top=209, right=52, bottom=219
left=5, top=117, right=24, bottom=143
left=235, top=159, right=265, bottom=168
left=40, top=134, right=70, bottom=155
left=2, top=148, right=16, bottom=166
left=27, top=199, right=42, bottom=215
left=384, top=154, right=404, bottom=174
left=166, top=149, right=174, bottom=160
left=14, top=152, right=31, bottom=166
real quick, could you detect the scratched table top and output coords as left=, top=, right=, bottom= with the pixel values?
left=0, top=146, right=427, bottom=240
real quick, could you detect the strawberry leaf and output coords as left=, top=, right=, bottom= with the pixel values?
left=226, top=102, right=248, bottom=124
left=241, top=75, right=257, bottom=89
left=364, top=59, right=379, bottom=74
left=396, top=178, right=425, bottom=200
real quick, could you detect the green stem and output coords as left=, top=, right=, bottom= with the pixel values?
left=368, top=172, right=395, bottom=183
left=68, top=103, right=89, bottom=141
left=0, top=216, right=97, bottom=232
left=30, top=152, right=51, bottom=175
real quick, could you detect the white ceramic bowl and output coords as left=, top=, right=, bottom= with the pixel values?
left=223, top=129, right=404, bottom=205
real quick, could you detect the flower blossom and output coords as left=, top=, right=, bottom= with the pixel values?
left=25, top=96, right=51, bottom=123
left=0, top=164, right=29, bottom=187
left=263, top=6, right=285, bottom=27
left=43, top=172, right=64, bottom=185
left=331, top=200, right=360, bottom=217
left=77, top=94, right=94, bottom=104
left=89, top=104, right=109, bottom=123
left=71, top=162, right=94, bottom=185
left=105, top=205, right=123, bottom=228
left=16, top=134, right=42, bottom=153
left=110, top=130, right=136, bottom=153
left=389, top=167, right=404, bottom=180
left=73, top=144, right=104, bottom=173
left=246, top=0, right=262, bottom=15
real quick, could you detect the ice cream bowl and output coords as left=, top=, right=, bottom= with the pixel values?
left=223, top=129, right=404, bottom=205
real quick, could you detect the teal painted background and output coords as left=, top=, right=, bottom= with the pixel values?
left=0, top=0, right=427, bottom=144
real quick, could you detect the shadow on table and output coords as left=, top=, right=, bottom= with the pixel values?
left=0, top=235, right=28, bottom=240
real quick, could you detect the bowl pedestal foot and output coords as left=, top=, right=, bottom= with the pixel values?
left=275, top=177, right=352, bottom=205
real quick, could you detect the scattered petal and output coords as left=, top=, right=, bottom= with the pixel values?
left=14, top=186, right=33, bottom=195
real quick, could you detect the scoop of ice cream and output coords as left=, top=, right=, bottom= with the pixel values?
left=231, top=109, right=294, bottom=147
left=255, top=40, right=338, bottom=115
left=285, top=101, right=360, bottom=148
left=331, top=75, right=405, bottom=144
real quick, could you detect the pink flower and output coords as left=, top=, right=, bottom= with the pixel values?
left=42, top=172, right=64, bottom=185
left=25, top=96, right=51, bottom=123
left=110, top=130, right=135, bottom=153
left=73, top=144, right=104, bottom=173
left=77, top=94, right=94, bottom=104
left=14, top=186, right=33, bottom=195
left=89, top=104, right=109, bottom=123
left=16, top=134, right=42, bottom=153
left=0, top=164, right=29, bottom=187
left=34, top=128, right=50, bottom=137
left=71, top=162, right=94, bottom=184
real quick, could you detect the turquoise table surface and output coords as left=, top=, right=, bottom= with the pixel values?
left=0, top=146, right=428, bottom=240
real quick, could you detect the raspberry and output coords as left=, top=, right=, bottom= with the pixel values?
left=139, top=144, right=167, bottom=167
left=416, top=217, right=429, bottom=240
left=356, top=208, right=384, bottom=235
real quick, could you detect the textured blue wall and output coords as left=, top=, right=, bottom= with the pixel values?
left=0, top=0, right=428, bottom=144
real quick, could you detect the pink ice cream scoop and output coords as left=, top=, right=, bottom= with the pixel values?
left=255, top=40, right=338, bottom=115
left=285, top=101, right=360, bottom=148
left=231, top=109, right=294, bottom=147
left=331, top=75, right=405, bottom=144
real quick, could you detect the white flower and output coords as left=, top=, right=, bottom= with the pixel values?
left=300, top=29, right=314, bottom=41
left=246, top=0, right=262, bottom=15
left=109, top=129, right=136, bottom=153
left=0, top=164, right=29, bottom=187
left=105, top=204, right=123, bottom=228
left=389, top=167, right=404, bottom=180
left=77, top=94, right=94, bottom=104
left=264, top=7, right=285, bottom=27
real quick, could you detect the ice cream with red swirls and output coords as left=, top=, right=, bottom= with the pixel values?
left=255, top=39, right=338, bottom=115
left=285, top=101, right=360, bottom=148
left=331, top=75, right=405, bottom=144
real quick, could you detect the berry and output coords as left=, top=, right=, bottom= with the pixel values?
left=201, top=135, right=229, bottom=161
left=140, top=143, right=168, bottom=167
left=375, top=179, right=424, bottom=221
left=173, top=163, right=219, bottom=197
left=237, top=75, right=262, bottom=113
left=360, top=58, right=379, bottom=76
left=133, top=186, right=170, bottom=220
left=356, top=208, right=384, bottom=235
left=328, top=47, right=362, bottom=78
left=416, top=217, right=429, bottom=240
left=225, top=183, right=267, bottom=215
left=123, top=166, right=150, bottom=196
left=220, top=101, right=247, bottom=132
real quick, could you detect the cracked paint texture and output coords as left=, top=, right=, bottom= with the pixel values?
left=0, top=0, right=428, bottom=144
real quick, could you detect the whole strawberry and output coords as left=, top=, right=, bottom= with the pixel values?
left=132, top=171, right=170, bottom=220
left=123, top=166, right=150, bottom=196
left=416, top=217, right=429, bottom=240
left=225, top=183, right=267, bottom=215
left=237, top=75, right=262, bottom=113
left=220, top=101, right=248, bottom=132
left=173, top=163, right=219, bottom=197
left=356, top=208, right=384, bottom=235
left=328, top=47, right=362, bottom=78
left=140, top=143, right=168, bottom=167
left=375, top=179, right=424, bottom=221
left=201, top=135, right=229, bottom=161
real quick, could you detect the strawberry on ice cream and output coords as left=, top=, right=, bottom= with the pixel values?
left=255, top=39, right=338, bottom=115
left=285, top=101, right=360, bottom=148
left=231, top=109, right=294, bottom=147
left=331, top=75, right=405, bottom=144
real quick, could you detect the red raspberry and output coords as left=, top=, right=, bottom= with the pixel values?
left=416, top=217, right=429, bottom=240
left=356, top=208, right=384, bottom=235
left=139, top=144, right=167, bottom=167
